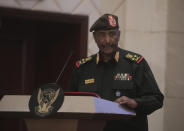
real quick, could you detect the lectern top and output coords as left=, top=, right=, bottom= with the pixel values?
left=0, top=95, right=135, bottom=119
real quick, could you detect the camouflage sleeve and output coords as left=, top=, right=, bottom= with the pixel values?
left=133, top=59, right=164, bottom=115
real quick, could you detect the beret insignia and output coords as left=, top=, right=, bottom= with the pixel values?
left=125, top=53, right=143, bottom=64
left=75, top=56, right=92, bottom=68
left=108, top=15, right=116, bottom=27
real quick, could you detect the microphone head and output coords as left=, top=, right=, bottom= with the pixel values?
left=29, top=83, right=64, bottom=117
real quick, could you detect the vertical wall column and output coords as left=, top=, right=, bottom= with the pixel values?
left=165, top=0, right=184, bottom=131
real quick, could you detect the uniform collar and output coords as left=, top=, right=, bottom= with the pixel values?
left=96, top=51, right=119, bottom=64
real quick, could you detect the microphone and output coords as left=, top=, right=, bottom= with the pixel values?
left=29, top=51, right=74, bottom=117
left=55, top=51, right=73, bottom=83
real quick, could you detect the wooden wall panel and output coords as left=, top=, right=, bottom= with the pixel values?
left=0, top=7, right=88, bottom=131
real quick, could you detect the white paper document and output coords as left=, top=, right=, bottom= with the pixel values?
left=94, top=97, right=136, bottom=116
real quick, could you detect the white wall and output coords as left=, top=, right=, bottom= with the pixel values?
left=164, top=0, right=184, bottom=131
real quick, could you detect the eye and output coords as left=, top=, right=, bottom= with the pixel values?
left=109, top=31, right=117, bottom=37
left=96, top=32, right=105, bottom=38
left=99, top=33, right=105, bottom=37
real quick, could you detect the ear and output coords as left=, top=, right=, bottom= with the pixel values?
left=93, top=32, right=98, bottom=43
left=117, top=30, right=120, bottom=41
left=117, top=30, right=120, bottom=37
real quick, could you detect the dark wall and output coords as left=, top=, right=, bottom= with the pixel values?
left=0, top=7, right=88, bottom=96
left=0, top=7, right=88, bottom=131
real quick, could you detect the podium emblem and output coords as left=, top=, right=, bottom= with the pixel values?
left=29, top=83, right=64, bottom=117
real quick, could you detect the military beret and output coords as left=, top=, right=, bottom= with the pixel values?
left=90, top=14, right=119, bottom=32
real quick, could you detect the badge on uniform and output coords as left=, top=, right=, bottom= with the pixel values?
left=85, top=78, right=95, bottom=84
left=108, top=15, right=116, bottom=27
left=125, top=53, right=143, bottom=63
left=76, top=56, right=92, bottom=68
left=115, top=90, right=121, bottom=97
left=114, top=73, right=132, bottom=81
left=29, top=83, right=64, bottom=117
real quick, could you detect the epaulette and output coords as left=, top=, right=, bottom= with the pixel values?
left=75, top=56, right=93, bottom=68
left=125, top=52, right=143, bottom=64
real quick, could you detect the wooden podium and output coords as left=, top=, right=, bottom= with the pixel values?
left=0, top=95, right=135, bottom=131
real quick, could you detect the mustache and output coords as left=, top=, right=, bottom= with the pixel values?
left=101, top=43, right=116, bottom=48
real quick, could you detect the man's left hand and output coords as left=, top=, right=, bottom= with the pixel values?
left=115, top=96, right=138, bottom=109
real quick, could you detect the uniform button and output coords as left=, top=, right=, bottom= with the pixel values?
left=115, top=90, right=121, bottom=97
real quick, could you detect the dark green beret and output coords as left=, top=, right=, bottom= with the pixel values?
left=90, top=14, right=119, bottom=32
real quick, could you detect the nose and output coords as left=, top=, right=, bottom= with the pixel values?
left=104, top=34, right=110, bottom=43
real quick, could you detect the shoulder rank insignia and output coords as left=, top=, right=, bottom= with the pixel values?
left=125, top=53, right=143, bottom=64
left=75, top=56, right=92, bottom=68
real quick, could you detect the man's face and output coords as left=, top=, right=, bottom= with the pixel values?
left=93, top=29, right=120, bottom=55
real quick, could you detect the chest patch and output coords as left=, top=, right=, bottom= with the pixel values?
left=85, top=78, right=95, bottom=84
left=114, top=73, right=132, bottom=81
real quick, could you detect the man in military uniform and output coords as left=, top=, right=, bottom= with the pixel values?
left=69, top=14, right=164, bottom=131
